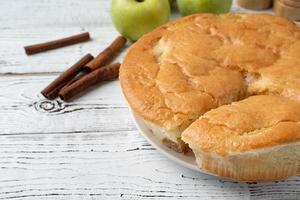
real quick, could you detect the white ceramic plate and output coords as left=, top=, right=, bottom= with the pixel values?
left=131, top=111, right=220, bottom=178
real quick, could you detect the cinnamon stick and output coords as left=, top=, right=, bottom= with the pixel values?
left=59, top=63, right=120, bottom=102
left=83, top=36, right=126, bottom=72
left=60, top=71, right=88, bottom=92
left=60, top=36, right=126, bottom=91
left=24, top=32, right=90, bottom=55
left=41, top=53, right=94, bottom=100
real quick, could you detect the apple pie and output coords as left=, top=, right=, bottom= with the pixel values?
left=119, top=13, right=300, bottom=181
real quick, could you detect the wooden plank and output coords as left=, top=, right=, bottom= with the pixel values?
left=0, top=0, right=111, bottom=28
left=0, top=132, right=299, bottom=200
left=0, top=26, right=126, bottom=74
left=0, top=75, right=135, bottom=134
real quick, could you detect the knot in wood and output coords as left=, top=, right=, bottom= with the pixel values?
left=34, top=99, right=65, bottom=113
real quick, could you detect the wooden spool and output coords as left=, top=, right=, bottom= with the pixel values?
left=274, top=0, right=300, bottom=21
left=279, top=0, right=300, bottom=7
left=237, top=0, right=273, bottom=10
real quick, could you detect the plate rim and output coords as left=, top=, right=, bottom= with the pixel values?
left=130, top=110, right=221, bottom=177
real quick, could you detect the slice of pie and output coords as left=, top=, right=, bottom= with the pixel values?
left=182, top=95, right=300, bottom=181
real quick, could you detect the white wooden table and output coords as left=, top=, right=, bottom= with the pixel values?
left=0, top=0, right=299, bottom=199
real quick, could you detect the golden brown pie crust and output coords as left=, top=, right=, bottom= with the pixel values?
left=120, top=13, right=300, bottom=129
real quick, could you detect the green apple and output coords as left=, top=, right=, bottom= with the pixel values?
left=111, top=0, right=171, bottom=41
left=177, top=0, right=233, bottom=16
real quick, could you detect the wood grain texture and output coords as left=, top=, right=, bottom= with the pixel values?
left=0, top=132, right=299, bottom=200
left=0, top=75, right=134, bottom=135
left=0, top=0, right=299, bottom=199
left=0, top=0, right=123, bottom=74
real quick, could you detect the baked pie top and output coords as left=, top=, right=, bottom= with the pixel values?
left=182, top=95, right=300, bottom=156
left=120, top=13, right=300, bottom=132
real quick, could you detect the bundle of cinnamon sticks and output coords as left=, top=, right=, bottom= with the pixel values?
left=25, top=33, right=127, bottom=102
